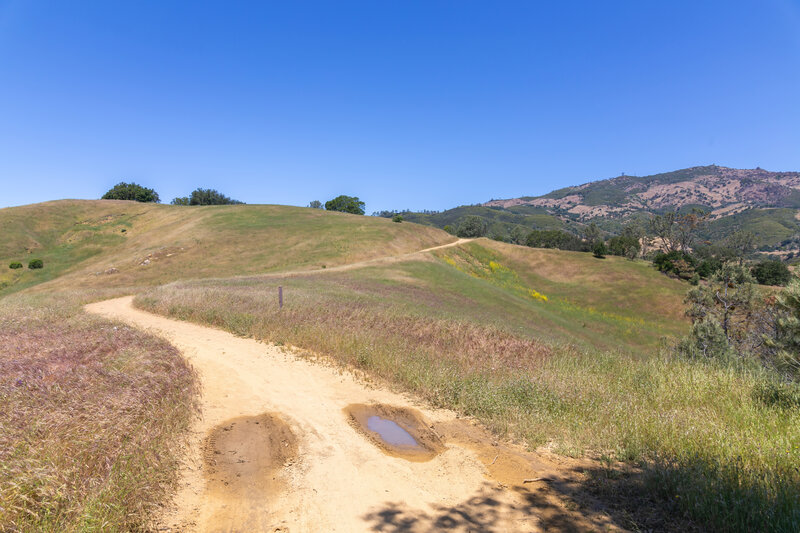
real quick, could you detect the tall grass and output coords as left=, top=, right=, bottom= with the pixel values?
left=0, top=292, right=198, bottom=531
left=137, top=274, right=800, bottom=532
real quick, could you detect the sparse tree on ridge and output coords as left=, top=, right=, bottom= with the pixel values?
left=648, top=209, right=706, bottom=253
left=308, top=200, right=323, bottom=209
left=102, top=182, right=160, bottom=203
left=171, top=197, right=190, bottom=206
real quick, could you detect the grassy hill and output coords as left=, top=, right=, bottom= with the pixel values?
left=0, top=200, right=454, bottom=294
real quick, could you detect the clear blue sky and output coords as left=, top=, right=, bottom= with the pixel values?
left=1, top=1, right=799, bottom=212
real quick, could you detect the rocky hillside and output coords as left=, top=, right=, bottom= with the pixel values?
left=485, top=166, right=800, bottom=221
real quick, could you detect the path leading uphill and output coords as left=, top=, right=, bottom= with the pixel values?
left=253, top=237, right=475, bottom=279
left=85, top=240, right=625, bottom=532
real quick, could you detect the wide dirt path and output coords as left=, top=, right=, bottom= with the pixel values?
left=86, top=296, right=622, bottom=533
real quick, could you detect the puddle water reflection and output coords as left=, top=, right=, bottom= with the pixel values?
left=367, top=416, right=419, bottom=447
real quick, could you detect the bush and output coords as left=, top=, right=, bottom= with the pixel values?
left=653, top=250, right=696, bottom=279
left=751, top=260, right=791, bottom=286
left=325, top=195, right=365, bottom=215
left=28, top=259, right=43, bottom=270
left=391, top=214, right=403, bottom=223
left=455, top=215, right=487, bottom=238
left=102, top=182, right=160, bottom=203
left=443, top=225, right=454, bottom=235
left=607, top=235, right=641, bottom=259
left=189, top=188, right=243, bottom=205
left=696, top=257, right=722, bottom=279
left=170, top=197, right=190, bottom=206
left=308, top=200, right=323, bottom=209
left=592, top=241, right=607, bottom=258
left=752, top=379, right=800, bottom=409
left=9, top=262, right=22, bottom=269
left=525, top=229, right=587, bottom=251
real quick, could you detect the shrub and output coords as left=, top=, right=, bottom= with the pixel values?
left=325, top=195, right=365, bottom=215
left=525, top=229, right=587, bottom=251
left=653, top=250, right=696, bottom=279
left=8, top=262, right=22, bottom=269
left=696, top=257, right=722, bottom=279
left=607, top=235, right=640, bottom=259
left=392, top=214, right=403, bottom=223
left=443, top=225, right=454, bottom=234
left=752, top=379, right=800, bottom=409
left=751, top=260, right=791, bottom=286
left=189, top=188, right=243, bottom=205
left=592, top=241, right=607, bottom=258
left=170, top=197, right=190, bottom=206
left=456, top=215, right=487, bottom=238
left=28, top=259, right=43, bottom=269
left=102, top=182, right=160, bottom=203
left=308, top=200, right=323, bottom=209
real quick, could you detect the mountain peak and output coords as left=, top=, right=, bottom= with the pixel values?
left=485, top=166, right=800, bottom=220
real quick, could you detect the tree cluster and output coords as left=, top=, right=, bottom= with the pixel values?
left=102, top=182, right=160, bottom=203
left=171, top=188, right=244, bottom=206
left=325, top=195, right=365, bottom=215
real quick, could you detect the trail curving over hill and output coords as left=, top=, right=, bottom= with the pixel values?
left=86, top=295, right=623, bottom=532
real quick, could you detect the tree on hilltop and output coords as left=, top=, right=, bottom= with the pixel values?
left=102, top=182, right=160, bottom=203
left=188, top=188, right=243, bottom=205
left=325, top=195, right=365, bottom=215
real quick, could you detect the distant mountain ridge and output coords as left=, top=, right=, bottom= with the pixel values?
left=484, top=166, right=800, bottom=220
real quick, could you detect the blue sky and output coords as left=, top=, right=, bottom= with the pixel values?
left=1, top=1, right=799, bottom=212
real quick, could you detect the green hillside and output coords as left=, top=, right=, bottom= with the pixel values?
left=0, top=200, right=454, bottom=294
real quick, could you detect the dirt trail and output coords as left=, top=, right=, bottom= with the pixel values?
left=86, top=296, right=623, bottom=532
left=249, top=237, right=474, bottom=279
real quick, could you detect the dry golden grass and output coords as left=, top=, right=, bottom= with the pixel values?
left=0, top=200, right=453, bottom=294
left=0, top=292, right=198, bottom=531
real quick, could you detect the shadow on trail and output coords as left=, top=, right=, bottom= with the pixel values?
left=362, top=482, right=621, bottom=532
left=363, top=459, right=716, bottom=533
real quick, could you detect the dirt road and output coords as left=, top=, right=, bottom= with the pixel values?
left=86, top=296, right=622, bottom=532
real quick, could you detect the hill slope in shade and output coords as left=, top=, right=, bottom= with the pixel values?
left=0, top=200, right=454, bottom=294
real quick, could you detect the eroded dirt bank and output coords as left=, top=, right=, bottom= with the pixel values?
left=86, top=296, right=624, bottom=532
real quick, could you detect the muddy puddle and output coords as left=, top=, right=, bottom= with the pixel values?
left=203, top=412, right=297, bottom=499
left=345, top=403, right=444, bottom=461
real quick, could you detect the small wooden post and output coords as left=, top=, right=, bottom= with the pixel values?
left=278, top=286, right=283, bottom=309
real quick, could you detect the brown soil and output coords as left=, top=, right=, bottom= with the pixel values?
left=201, top=413, right=298, bottom=529
left=203, top=413, right=297, bottom=497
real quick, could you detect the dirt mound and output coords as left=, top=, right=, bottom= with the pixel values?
left=203, top=413, right=297, bottom=498
left=345, top=403, right=444, bottom=462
